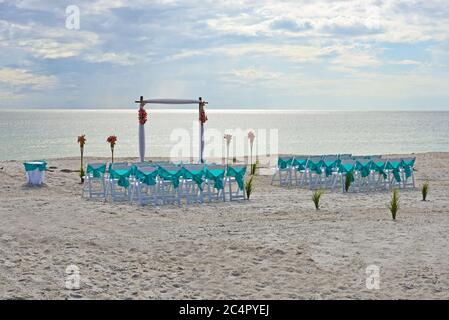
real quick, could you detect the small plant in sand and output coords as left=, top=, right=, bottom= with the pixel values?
left=312, top=189, right=324, bottom=210
left=77, top=134, right=86, bottom=183
left=345, top=172, right=353, bottom=192
left=107, top=135, right=117, bottom=163
left=245, top=175, right=254, bottom=200
left=421, top=181, right=429, bottom=201
left=251, top=159, right=259, bottom=176
left=389, top=189, right=400, bottom=220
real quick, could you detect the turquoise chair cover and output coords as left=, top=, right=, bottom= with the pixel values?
left=338, top=162, right=355, bottom=182
left=158, top=167, right=182, bottom=188
left=130, top=162, right=153, bottom=176
left=401, top=158, right=415, bottom=178
left=278, top=157, right=293, bottom=169
left=23, top=161, right=47, bottom=172
left=205, top=168, right=225, bottom=190
left=86, top=163, right=106, bottom=178
left=323, top=159, right=339, bottom=177
left=293, top=158, right=307, bottom=171
left=355, top=160, right=372, bottom=178
left=372, top=160, right=387, bottom=179
left=306, top=158, right=323, bottom=174
left=109, top=166, right=132, bottom=188
left=182, top=167, right=205, bottom=191
left=135, top=168, right=158, bottom=186
left=386, top=160, right=402, bottom=182
left=227, top=166, right=247, bottom=190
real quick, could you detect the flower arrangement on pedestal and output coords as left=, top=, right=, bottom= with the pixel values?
left=224, top=134, right=232, bottom=167
left=247, top=131, right=256, bottom=175
left=77, top=134, right=86, bottom=183
left=107, top=135, right=117, bottom=163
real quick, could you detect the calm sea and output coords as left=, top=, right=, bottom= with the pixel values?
left=1, top=109, right=448, bottom=161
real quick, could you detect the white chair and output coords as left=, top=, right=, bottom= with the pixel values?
left=204, top=165, right=226, bottom=202
left=82, top=163, right=107, bottom=199
left=157, top=165, right=181, bottom=205
left=179, top=164, right=205, bottom=204
left=106, top=162, right=132, bottom=202
left=271, top=156, right=294, bottom=186
left=226, top=165, right=247, bottom=201
left=130, top=166, right=158, bottom=206
left=401, top=157, right=416, bottom=189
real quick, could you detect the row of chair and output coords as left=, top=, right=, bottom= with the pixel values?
left=272, top=154, right=416, bottom=192
left=82, top=161, right=247, bottom=206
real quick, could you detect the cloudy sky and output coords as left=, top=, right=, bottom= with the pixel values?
left=1, top=0, right=449, bottom=109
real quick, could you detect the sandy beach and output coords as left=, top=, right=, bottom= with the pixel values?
left=1, top=152, right=448, bottom=299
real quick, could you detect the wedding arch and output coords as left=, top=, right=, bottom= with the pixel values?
left=134, top=96, right=208, bottom=163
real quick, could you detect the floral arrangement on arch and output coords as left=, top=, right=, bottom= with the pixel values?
left=138, top=107, right=148, bottom=125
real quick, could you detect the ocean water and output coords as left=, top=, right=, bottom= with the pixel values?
left=0, top=109, right=448, bottom=161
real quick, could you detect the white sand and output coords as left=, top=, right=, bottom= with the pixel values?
left=0, top=152, right=448, bottom=299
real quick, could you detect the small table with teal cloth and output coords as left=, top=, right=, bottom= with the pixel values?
left=23, top=161, right=47, bottom=185
left=109, top=167, right=132, bottom=188
left=227, top=166, right=247, bottom=190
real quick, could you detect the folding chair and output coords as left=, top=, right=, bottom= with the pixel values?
left=106, top=162, right=132, bottom=202
left=157, top=165, right=182, bottom=205
left=130, top=166, right=158, bottom=206
left=401, top=157, right=416, bottom=189
left=204, top=165, right=226, bottom=202
left=82, top=163, right=107, bottom=198
left=226, top=165, right=247, bottom=201
left=271, top=156, right=293, bottom=186
left=180, top=164, right=205, bottom=204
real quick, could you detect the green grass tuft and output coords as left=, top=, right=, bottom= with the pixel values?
left=312, top=189, right=324, bottom=210
left=389, top=189, right=400, bottom=220
left=245, top=175, right=255, bottom=200
left=345, top=172, right=353, bottom=192
left=421, top=181, right=429, bottom=201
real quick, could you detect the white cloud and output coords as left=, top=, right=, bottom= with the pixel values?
left=84, top=52, right=138, bottom=65
left=0, top=20, right=99, bottom=59
left=0, top=68, right=57, bottom=89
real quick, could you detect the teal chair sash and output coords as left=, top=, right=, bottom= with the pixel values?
left=401, top=158, right=415, bottom=178
left=307, top=158, right=323, bottom=174
left=158, top=167, right=182, bottom=188
left=355, top=160, right=372, bottom=178
left=135, top=168, right=158, bottom=186
left=109, top=167, right=132, bottom=188
left=293, top=158, right=307, bottom=171
left=182, top=167, right=205, bottom=191
left=278, top=157, right=293, bottom=169
left=386, top=160, right=402, bottom=182
left=227, top=166, right=247, bottom=190
left=205, top=168, right=225, bottom=190
left=323, top=159, right=339, bottom=177
left=86, top=163, right=106, bottom=178
left=372, top=160, right=387, bottom=179
left=338, top=162, right=355, bottom=182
